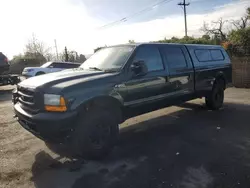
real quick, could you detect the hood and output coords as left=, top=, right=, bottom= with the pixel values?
left=19, top=69, right=116, bottom=90
left=23, top=67, right=40, bottom=70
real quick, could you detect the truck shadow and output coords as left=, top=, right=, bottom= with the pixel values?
left=31, top=101, right=250, bottom=188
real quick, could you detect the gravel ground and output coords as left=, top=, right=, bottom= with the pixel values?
left=1, top=86, right=250, bottom=188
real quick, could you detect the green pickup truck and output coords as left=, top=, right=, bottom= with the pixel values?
left=13, top=43, right=232, bottom=158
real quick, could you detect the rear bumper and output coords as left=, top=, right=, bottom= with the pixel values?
left=14, top=103, right=78, bottom=143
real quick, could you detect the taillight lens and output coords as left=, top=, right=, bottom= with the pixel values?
left=4, top=58, right=8, bottom=62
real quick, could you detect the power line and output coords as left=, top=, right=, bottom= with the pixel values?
left=98, top=0, right=176, bottom=30
left=178, top=0, right=190, bottom=37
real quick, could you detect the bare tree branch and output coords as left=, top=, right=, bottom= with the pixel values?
left=24, top=34, right=52, bottom=62
left=201, top=18, right=228, bottom=41
left=231, top=7, right=250, bottom=30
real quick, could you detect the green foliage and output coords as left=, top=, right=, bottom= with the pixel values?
left=24, top=52, right=46, bottom=63
left=229, top=27, right=250, bottom=47
left=228, top=27, right=250, bottom=56
left=157, top=36, right=218, bottom=45
left=202, top=35, right=211, bottom=40
left=9, top=55, right=41, bottom=74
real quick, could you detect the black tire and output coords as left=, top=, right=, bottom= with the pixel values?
left=2, top=79, right=8, bottom=85
left=70, top=109, right=119, bottom=159
left=35, top=72, right=45, bottom=76
left=205, top=79, right=225, bottom=110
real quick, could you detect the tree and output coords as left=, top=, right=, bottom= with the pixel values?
left=24, top=52, right=46, bottom=63
left=128, top=40, right=135, bottom=44
left=202, top=34, right=211, bottom=40
left=79, top=54, right=86, bottom=63
left=229, top=27, right=250, bottom=45
left=228, top=26, right=250, bottom=56
left=231, top=7, right=250, bottom=29
left=25, top=34, right=52, bottom=62
left=68, top=51, right=78, bottom=62
left=64, top=47, right=69, bottom=61
left=231, top=17, right=249, bottom=30
left=202, top=18, right=228, bottom=41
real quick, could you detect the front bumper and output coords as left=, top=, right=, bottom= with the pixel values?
left=21, top=72, right=33, bottom=78
left=14, top=103, right=78, bottom=143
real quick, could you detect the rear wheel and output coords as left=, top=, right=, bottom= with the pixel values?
left=70, top=109, right=119, bottom=159
left=205, top=79, right=225, bottom=110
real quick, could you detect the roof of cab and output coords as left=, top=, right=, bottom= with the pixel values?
left=109, top=42, right=222, bottom=48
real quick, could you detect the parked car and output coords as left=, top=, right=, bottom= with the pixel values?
left=0, top=52, right=10, bottom=75
left=0, top=52, right=20, bottom=85
left=22, top=61, right=81, bottom=77
left=13, top=43, right=232, bottom=159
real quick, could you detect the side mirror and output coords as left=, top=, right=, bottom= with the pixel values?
left=131, top=60, right=148, bottom=77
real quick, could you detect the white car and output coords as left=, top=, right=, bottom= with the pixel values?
left=22, top=61, right=81, bottom=77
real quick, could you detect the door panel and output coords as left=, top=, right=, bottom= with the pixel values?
left=123, top=45, right=171, bottom=106
left=160, top=45, right=195, bottom=98
left=124, top=72, right=170, bottom=106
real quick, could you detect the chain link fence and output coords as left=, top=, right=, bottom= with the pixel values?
left=229, top=46, right=250, bottom=88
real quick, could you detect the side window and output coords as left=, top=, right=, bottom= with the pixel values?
left=133, top=46, right=164, bottom=72
left=48, top=62, right=55, bottom=68
left=53, top=63, right=67, bottom=68
left=210, top=49, right=224, bottom=61
left=65, top=63, right=80, bottom=68
left=163, top=47, right=187, bottom=69
left=195, top=49, right=212, bottom=62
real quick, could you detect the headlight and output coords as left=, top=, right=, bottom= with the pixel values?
left=44, top=94, right=67, bottom=112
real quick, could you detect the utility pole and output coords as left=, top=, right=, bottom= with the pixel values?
left=54, top=39, right=59, bottom=60
left=178, top=0, right=190, bottom=37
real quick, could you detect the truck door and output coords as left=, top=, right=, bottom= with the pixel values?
left=160, top=45, right=195, bottom=99
left=123, top=45, right=171, bottom=107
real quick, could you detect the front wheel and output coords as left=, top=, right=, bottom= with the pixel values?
left=70, top=109, right=119, bottom=159
left=205, top=80, right=225, bottom=110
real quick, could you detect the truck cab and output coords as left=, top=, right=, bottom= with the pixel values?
left=13, top=43, right=232, bottom=159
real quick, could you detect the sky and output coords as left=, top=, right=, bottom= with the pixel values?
left=0, top=0, right=249, bottom=58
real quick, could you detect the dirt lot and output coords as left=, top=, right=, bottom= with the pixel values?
left=1, top=86, right=250, bottom=188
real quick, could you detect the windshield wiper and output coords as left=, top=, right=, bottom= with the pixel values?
left=88, top=67, right=103, bottom=71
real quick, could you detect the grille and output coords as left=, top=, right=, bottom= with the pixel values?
left=17, top=86, right=39, bottom=113
left=18, top=87, right=34, bottom=105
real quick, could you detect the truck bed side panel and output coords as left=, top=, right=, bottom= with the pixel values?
left=185, top=45, right=231, bottom=95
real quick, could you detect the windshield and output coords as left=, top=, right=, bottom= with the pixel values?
left=80, top=46, right=134, bottom=71
left=41, top=62, right=52, bottom=68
